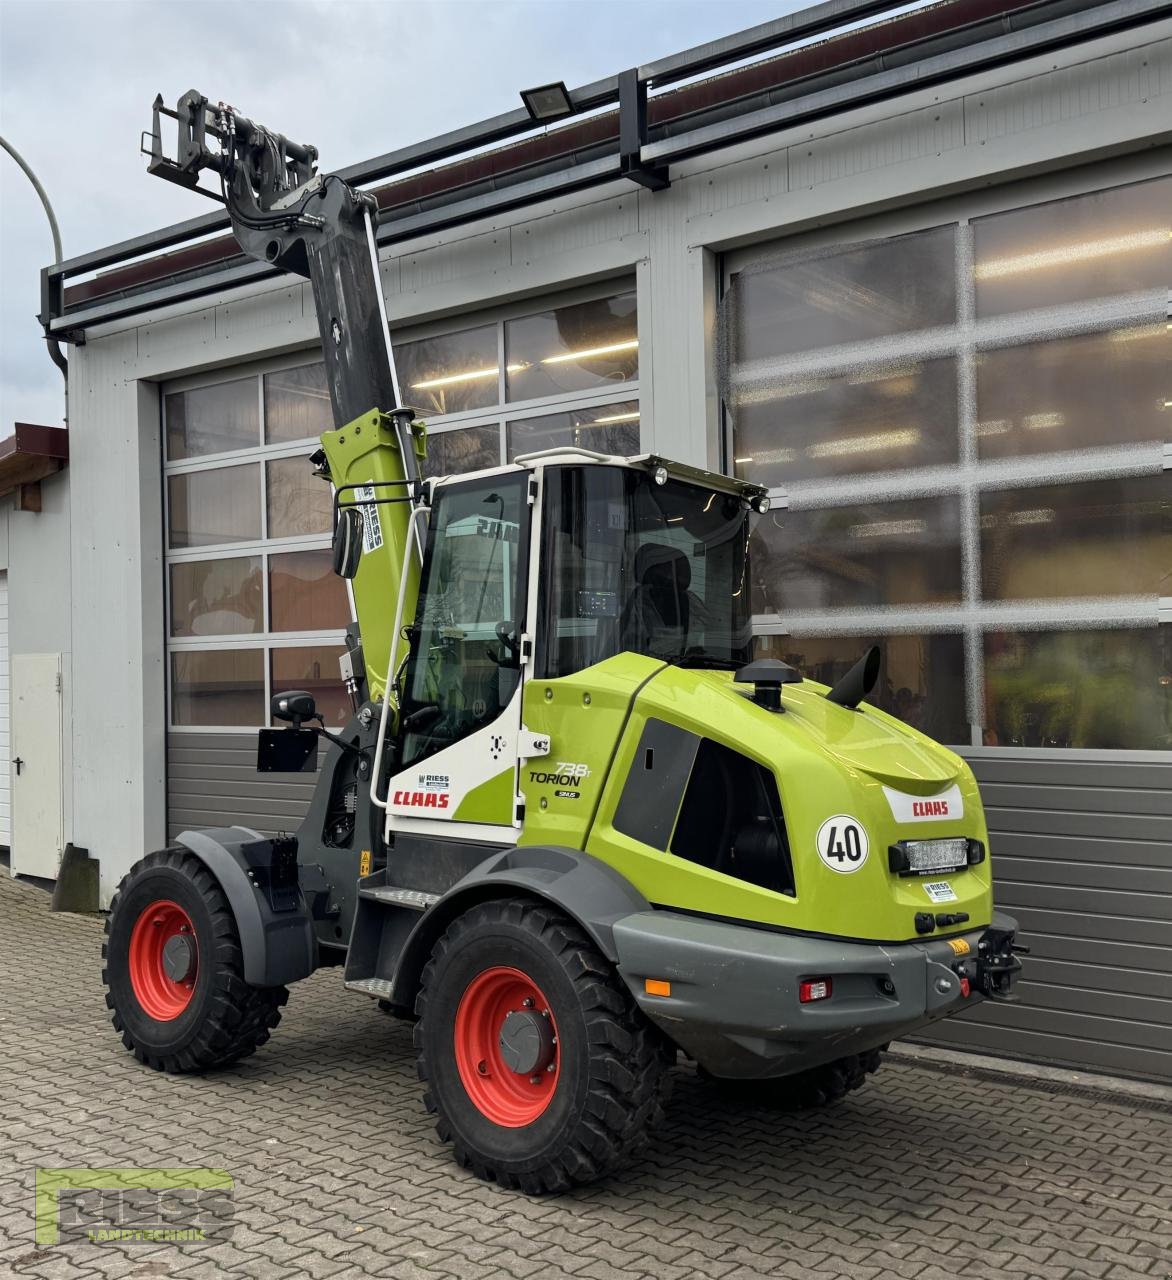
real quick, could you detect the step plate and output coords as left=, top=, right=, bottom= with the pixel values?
left=358, top=886, right=440, bottom=911
left=345, top=977, right=396, bottom=1000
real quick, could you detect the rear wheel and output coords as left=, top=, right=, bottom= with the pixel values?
left=415, top=898, right=672, bottom=1193
left=103, top=848, right=288, bottom=1072
left=704, top=1047, right=885, bottom=1109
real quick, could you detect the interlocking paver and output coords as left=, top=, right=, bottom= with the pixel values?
left=2, top=870, right=1171, bottom=1280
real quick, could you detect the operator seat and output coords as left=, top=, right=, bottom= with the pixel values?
left=620, top=543, right=692, bottom=659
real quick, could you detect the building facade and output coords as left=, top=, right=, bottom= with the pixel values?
left=15, top=0, right=1172, bottom=1081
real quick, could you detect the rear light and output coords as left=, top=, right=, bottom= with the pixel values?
left=799, top=978, right=832, bottom=1003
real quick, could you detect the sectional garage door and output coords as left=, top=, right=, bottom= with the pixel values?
left=919, top=753, right=1172, bottom=1083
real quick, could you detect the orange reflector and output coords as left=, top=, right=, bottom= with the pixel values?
left=644, top=978, right=672, bottom=998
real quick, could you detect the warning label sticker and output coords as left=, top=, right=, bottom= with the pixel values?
left=923, top=880, right=958, bottom=904
left=354, top=484, right=384, bottom=552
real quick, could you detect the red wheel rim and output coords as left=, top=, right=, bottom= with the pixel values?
left=453, top=966, right=560, bottom=1127
left=127, top=899, right=198, bottom=1021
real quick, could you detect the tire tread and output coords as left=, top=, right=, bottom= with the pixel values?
left=414, top=898, right=672, bottom=1193
left=102, top=847, right=288, bottom=1073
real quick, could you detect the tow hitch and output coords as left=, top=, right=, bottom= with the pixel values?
left=973, top=926, right=1027, bottom=1000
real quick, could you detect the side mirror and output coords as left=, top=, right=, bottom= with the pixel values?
left=272, top=689, right=318, bottom=726
left=333, top=506, right=364, bottom=579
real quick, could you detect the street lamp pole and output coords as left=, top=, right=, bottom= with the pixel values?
left=1, top=134, right=69, bottom=417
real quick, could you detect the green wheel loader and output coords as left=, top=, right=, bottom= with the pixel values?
left=103, top=92, right=1024, bottom=1192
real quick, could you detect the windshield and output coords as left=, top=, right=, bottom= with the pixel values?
left=537, top=465, right=753, bottom=678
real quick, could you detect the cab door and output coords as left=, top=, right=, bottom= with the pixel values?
left=385, top=471, right=531, bottom=838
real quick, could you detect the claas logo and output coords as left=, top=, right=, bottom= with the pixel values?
left=392, top=790, right=450, bottom=809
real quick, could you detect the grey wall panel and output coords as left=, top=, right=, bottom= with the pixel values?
left=167, top=732, right=319, bottom=839
left=918, top=754, right=1172, bottom=1083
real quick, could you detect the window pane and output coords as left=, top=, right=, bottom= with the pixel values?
left=400, top=473, right=529, bottom=768
left=171, top=649, right=264, bottom=726
left=974, top=177, right=1172, bottom=317
left=265, top=363, right=332, bottom=444
left=423, top=425, right=501, bottom=479
left=168, top=465, right=260, bottom=548
left=271, top=645, right=350, bottom=727
left=267, top=455, right=331, bottom=539
left=981, top=475, right=1171, bottom=601
left=756, top=633, right=968, bottom=745
left=732, top=358, right=958, bottom=487
left=751, top=496, right=962, bottom=611
left=984, top=627, right=1171, bottom=750
left=975, top=325, right=1169, bottom=460
left=730, top=227, right=956, bottom=362
left=269, top=549, right=350, bottom=632
left=165, top=378, right=259, bottom=460
left=170, top=558, right=262, bottom=637
left=506, top=401, right=640, bottom=462
left=395, top=325, right=499, bottom=417
left=537, top=467, right=752, bottom=679
left=506, top=292, right=637, bottom=402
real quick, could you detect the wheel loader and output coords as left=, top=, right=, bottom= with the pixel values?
left=103, top=91, right=1024, bottom=1193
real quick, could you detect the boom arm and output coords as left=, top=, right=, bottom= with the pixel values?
left=147, top=90, right=423, bottom=702
left=148, top=91, right=406, bottom=430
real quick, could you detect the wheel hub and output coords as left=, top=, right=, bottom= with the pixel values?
left=453, top=966, right=561, bottom=1127
left=499, top=1008, right=555, bottom=1076
left=127, top=899, right=198, bottom=1021
left=161, top=932, right=196, bottom=983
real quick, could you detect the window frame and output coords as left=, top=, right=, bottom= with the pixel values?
left=722, top=170, right=1171, bottom=757
left=162, top=281, right=641, bottom=732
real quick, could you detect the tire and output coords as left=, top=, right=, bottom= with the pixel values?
left=102, top=847, right=289, bottom=1073
left=705, top=1047, right=885, bottom=1109
left=415, top=897, right=673, bottom=1193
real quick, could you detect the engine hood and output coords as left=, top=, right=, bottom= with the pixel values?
left=677, top=670, right=958, bottom=789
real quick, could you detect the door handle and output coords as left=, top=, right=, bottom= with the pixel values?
left=12, top=757, right=23, bottom=776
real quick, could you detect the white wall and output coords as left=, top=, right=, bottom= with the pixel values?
left=0, top=470, right=74, bottom=868
left=61, top=20, right=1172, bottom=904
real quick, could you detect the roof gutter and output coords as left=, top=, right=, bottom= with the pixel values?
left=41, top=0, right=1168, bottom=341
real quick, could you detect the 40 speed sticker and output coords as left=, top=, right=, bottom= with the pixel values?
left=816, top=815, right=870, bottom=873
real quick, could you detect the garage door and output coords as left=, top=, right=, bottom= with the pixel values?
left=0, top=573, right=9, bottom=847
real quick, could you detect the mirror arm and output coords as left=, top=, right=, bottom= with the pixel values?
left=311, top=720, right=366, bottom=759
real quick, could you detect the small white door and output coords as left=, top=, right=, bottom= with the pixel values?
left=0, top=574, right=9, bottom=848
left=11, top=652, right=64, bottom=879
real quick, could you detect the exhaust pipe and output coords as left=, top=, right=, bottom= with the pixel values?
left=825, top=645, right=881, bottom=710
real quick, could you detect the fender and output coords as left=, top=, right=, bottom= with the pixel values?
left=176, top=827, right=317, bottom=988
left=387, top=845, right=650, bottom=1012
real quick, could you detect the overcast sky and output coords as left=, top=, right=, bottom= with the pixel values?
left=0, top=0, right=809, bottom=432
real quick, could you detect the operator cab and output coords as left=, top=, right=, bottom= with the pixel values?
left=381, top=452, right=768, bottom=833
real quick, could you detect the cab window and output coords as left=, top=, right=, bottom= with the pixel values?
left=398, top=473, right=529, bottom=767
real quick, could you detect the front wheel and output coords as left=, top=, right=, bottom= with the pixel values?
left=415, top=898, right=672, bottom=1193
left=102, top=848, right=288, bottom=1072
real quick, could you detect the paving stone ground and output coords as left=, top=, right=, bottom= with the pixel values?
left=1, top=868, right=1169, bottom=1280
